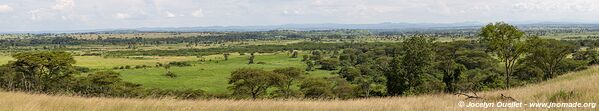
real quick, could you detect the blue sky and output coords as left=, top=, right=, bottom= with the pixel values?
left=0, top=0, right=598, bottom=32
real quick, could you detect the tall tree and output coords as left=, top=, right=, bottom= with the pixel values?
left=479, top=22, right=526, bottom=89
left=272, top=67, right=304, bottom=98
left=7, top=51, right=77, bottom=92
left=524, top=37, right=576, bottom=79
left=386, top=36, right=436, bottom=95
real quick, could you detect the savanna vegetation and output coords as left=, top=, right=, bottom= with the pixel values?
left=1, top=22, right=599, bottom=105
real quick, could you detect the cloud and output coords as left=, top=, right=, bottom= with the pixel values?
left=51, top=0, right=75, bottom=10
left=0, top=5, right=14, bottom=13
left=114, top=13, right=131, bottom=19
left=191, top=9, right=204, bottom=17
left=166, top=11, right=176, bottom=18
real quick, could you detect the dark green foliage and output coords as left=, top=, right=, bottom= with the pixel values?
left=318, top=59, right=339, bottom=70
left=164, top=71, right=178, bottom=78
left=330, top=77, right=356, bottom=99
left=168, top=61, right=192, bottom=67
left=573, top=50, right=599, bottom=65
left=74, top=71, right=144, bottom=97
left=272, top=67, right=304, bottom=98
left=300, top=78, right=334, bottom=99
left=523, top=37, right=576, bottom=79
left=305, top=60, right=316, bottom=71
left=387, top=36, right=437, bottom=95
left=479, top=22, right=527, bottom=89
left=0, top=51, right=77, bottom=92
left=248, top=53, right=255, bottom=64
left=228, top=68, right=284, bottom=99
left=290, top=51, right=298, bottom=58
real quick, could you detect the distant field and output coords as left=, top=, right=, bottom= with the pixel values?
left=117, top=53, right=336, bottom=94
left=0, top=55, right=198, bottom=69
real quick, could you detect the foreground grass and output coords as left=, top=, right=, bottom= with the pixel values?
left=1, top=66, right=598, bottom=111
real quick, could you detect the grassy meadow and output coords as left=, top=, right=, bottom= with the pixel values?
left=1, top=66, right=597, bottom=111
left=0, top=52, right=335, bottom=94
left=117, top=53, right=335, bottom=94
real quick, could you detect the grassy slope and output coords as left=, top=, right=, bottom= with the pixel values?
left=1, top=66, right=598, bottom=111
left=117, top=53, right=335, bottom=94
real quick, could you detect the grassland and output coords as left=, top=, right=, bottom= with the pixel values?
left=0, top=55, right=198, bottom=69
left=117, top=53, right=336, bottom=94
left=1, top=66, right=597, bottom=111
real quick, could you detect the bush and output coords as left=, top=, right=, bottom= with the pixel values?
left=300, top=78, right=334, bottom=99
left=168, top=61, right=192, bottom=67
left=318, top=59, right=339, bottom=70
left=164, top=71, right=178, bottom=78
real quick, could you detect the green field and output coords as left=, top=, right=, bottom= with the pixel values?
left=116, top=53, right=335, bottom=94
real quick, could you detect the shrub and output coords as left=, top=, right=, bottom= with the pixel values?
left=164, top=71, right=178, bottom=78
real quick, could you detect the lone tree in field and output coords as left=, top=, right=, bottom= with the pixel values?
left=479, top=22, right=526, bottom=89
left=291, top=50, right=298, bottom=58
left=228, top=68, right=283, bottom=99
left=248, top=52, right=255, bottom=64
left=223, top=53, right=230, bottom=61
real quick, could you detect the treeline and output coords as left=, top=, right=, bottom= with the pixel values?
left=105, top=42, right=392, bottom=56
left=0, top=51, right=211, bottom=99
left=0, top=30, right=369, bottom=47
left=223, top=22, right=595, bottom=99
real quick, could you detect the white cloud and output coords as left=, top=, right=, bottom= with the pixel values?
left=0, top=5, right=14, bottom=13
left=191, top=9, right=204, bottom=17
left=114, top=13, right=131, bottom=19
left=166, top=11, right=176, bottom=18
left=51, top=0, right=75, bottom=10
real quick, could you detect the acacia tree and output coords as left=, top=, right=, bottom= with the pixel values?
left=524, top=37, right=576, bottom=79
left=479, top=22, right=526, bottom=89
left=7, top=51, right=77, bottom=92
left=272, top=67, right=304, bottom=98
left=228, top=68, right=283, bottom=99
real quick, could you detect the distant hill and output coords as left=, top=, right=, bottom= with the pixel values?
left=8, top=22, right=599, bottom=34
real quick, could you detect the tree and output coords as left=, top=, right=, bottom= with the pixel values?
left=291, top=51, right=298, bottom=58
left=305, top=60, right=316, bottom=71
left=386, top=36, right=436, bottom=95
left=318, top=59, right=339, bottom=70
left=223, top=53, right=230, bottom=61
left=6, top=51, right=77, bottom=92
left=228, top=68, right=283, bottom=99
left=272, top=67, right=304, bottom=98
left=479, top=22, right=526, bottom=89
left=300, top=78, right=334, bottom=98
left=436, top=42, right=466, bottom=93
left=524, top=37, right=576, bottom=79
left=248, top=52, right=256, bottom=64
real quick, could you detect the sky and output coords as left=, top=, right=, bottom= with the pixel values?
left=0, top=0, right=598, bottom=32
